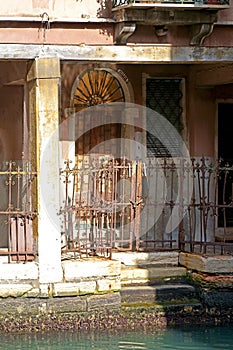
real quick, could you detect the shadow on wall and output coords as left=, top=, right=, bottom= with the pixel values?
left=0, top=138, right=4, bottom=163
left=0, top=159, right=7, bottom=248
left=97, top=0, right=113, bottom=18
left=97, top=0, right=113, bottom=38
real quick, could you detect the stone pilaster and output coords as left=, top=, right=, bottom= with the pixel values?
left=27, top=57, right=63, bottom=284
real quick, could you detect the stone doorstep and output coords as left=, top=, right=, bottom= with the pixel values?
left=112, top=251, right=179, bottom=267
left=62, top=258, right=121, bottom=282
left=179, top=252, right=233, bottom=274
left=121, top=266, right=187, bottom=285
left=121, top=284, right=196, bottom=304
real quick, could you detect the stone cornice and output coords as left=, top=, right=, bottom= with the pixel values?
left=1, top=44, right=233, bottom=63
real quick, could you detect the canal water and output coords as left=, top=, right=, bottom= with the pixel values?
left=0, top=324, right=233, bottom=349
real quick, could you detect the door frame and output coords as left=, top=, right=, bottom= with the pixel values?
left=215, top=99, right=233, bottom=239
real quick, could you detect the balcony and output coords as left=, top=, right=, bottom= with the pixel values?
left=112, top=0, right=230, bottom=44
left=112, top=0, right=230, bottom=9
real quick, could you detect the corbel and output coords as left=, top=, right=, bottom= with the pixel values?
left=190, top=23, right=214, bottom=46
left=114, top=22, right=136, bottom=45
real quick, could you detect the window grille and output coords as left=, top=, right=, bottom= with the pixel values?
left=146, top=78, right=183, bottom=157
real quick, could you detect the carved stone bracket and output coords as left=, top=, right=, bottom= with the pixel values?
left=113, top=8, right=217, bottom=27
left=113, top=7, right=218, bottom=45
left=190, top=23, right=214, bottom=46
left=114, top=22, right=136, bottom=45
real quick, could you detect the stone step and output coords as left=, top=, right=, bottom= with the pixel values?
left=121, top=284, right=197, bottom=305
left=112, top=251, right=179, bottom=268
left=121, top=266, right=187, bottom=286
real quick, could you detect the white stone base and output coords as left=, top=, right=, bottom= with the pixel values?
left=179, top=252, right=233, bottom=273
left=0, top=284, right=39, bottom=298
left=0, top=262, right=39, bottom=281
left=62, top=258, right=121, bottom=281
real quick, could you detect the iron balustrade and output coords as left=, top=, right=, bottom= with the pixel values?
left=112, top=0, right=230, bottom=7
left=0, top=161, right=37, bottom=263
left=60, top=156, right=233, bottom=258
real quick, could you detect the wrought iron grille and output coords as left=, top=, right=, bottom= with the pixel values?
left=180, top=158, right=233, bottom=255
left=60, top=156, right=233, bottom=258
left=0, top=161, right=37, bottom=262
left=112, top=0, right=230, bottom=7
left=146, top=78, right=183, bottom=157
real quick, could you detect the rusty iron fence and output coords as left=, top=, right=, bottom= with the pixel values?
left=60, top=156, right=233, bottom=258
left=0, top=161, right=37, bottom=262
left=180, top=158, right=233, bottom=255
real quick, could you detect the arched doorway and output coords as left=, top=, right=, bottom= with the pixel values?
left=60, top=67, right=136, bottom=256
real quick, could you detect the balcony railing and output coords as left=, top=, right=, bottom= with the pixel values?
left=112, top=0, right=230, bottom=8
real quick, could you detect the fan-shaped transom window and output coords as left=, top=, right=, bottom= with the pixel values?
left=73, top=68, right=125, bottom=111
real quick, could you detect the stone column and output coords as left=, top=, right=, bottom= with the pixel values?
left=27, top=57, right=63, bottom=285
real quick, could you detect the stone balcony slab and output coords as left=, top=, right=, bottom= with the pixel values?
left=179, top=252, right=233, bottom=273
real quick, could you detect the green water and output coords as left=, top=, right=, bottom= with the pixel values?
left=0, top=325, right=233, bottom=349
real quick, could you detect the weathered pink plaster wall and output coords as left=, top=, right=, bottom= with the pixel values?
left=128, top=25, right=190, bottom=46
left=218, top=6, right=233, bottom=22
left=188, top=84, right=215, bottom=157
left=0, top=23, right=232, bottom=46
left=0, top=23, right=113, bottom=45
left=0, top=1, right=232, bottom=47
left=0, top=61, right=229, bottom=164
left=0, top=0, right=232, bottom=23
left=215, top=84, right=233, bottom=100
left=0, top=0, right=112, bottom=19
left=61, top=62, right=233, bottom=158
left=0, top=86, right=23, bottom=160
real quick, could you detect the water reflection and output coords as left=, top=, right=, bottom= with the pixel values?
left=0, top=325, right=233, bottom=349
